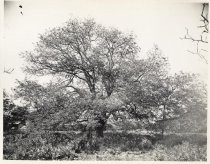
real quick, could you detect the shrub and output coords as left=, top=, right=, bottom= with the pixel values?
left=4, top=141, right=78, bottom=160
left=3, top=132, right=77, bottom=160
left=156, top=134, right=183, bottom=147
left=104, top=131, right=154, bottom=151
left=156, top=133, right=207, bottom=148
left=149, top=141, right=207, bottom=161
left=141, top=138, right=153, bottom=150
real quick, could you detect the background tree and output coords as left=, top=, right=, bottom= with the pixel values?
left=121, top=46, right=207, bottom=137
left=3, top=90, right=28, bottom=133
left=164, top=75, right=207, bottom=134
left=145, top=73, right=207, bottom=137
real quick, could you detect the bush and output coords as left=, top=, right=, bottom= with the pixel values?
left=149, top=142, right=207, bottom=161
left=156, top=133, right=207, bottom=148
left=11, top=144, right=78, bottom=160
left=104, top=131, right=155, bottom=151
left=3, top=132, right=78, bottom=160
left=156, top=134, right=183, bottom=147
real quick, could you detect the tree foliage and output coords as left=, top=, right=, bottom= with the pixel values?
left=22, top=18, right=139, bottom=98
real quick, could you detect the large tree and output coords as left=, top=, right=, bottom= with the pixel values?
left=19, top=18, right=142, bottom=152
left=18, top=41, right=171, bottom=153
left=18, top=18, right=206, bottom=153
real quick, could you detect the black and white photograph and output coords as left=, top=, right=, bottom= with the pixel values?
left=2, top=0, right=208, bottom=161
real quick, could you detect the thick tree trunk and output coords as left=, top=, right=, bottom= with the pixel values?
left=96, top=115, right=107, bottom=137
left=95, top=124, right=105, bottom=138
left=86, top=118, right=106, bottom=153
left=86, top=127, right=94, bottom=153
left=74, top=120, right=106, bottom=154
left=94, top=122, right=106, bottom=152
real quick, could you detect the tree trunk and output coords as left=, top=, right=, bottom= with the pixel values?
left=87, top=118, right=106, bottom=153
left=95, top=124, right=105, bottom=138
left=95, top=122, right=106, bottom=152
left=161, top=104, right=166, bottom=139
left=96, top=115, right=107, bottom=137
left=161, top=128, right=164, bottom=139
left=74, top=121, right=106, bottom=154
left=86, top=127, right=94, bottom=153
left=74, top=110, right=107, bottom=154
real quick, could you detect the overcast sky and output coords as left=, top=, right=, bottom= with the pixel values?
left=3, top=0, right=208, bottom=94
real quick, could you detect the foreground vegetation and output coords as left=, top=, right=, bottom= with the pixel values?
left=3, top=131, right=207, bottom=161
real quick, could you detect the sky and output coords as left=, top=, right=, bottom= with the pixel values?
left=2, top=0, right=208, bottom=94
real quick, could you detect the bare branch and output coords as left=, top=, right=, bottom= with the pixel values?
left=181, top=3, right=208, bottom=64
left=4, top=67, right=14, bottom=74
